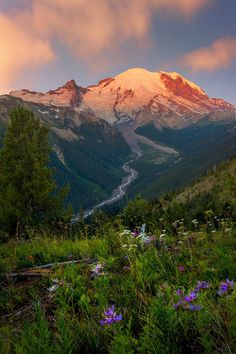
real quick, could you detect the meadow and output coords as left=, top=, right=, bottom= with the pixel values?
left=0, top=158, right=235, bottom=353
left=0, top=206, right=235, bottom=353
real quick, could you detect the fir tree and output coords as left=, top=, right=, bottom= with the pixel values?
left=0, top=106, right=70, bottom=234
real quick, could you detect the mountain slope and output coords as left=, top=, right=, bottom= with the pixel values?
left=173, top=158, right=236, bottom=206
left=126, top=119, right=236, bottom=201
left=0, top=95, right=131, bottom=210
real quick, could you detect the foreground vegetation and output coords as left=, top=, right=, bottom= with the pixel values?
left=0, top=214, right=235, bottom=353
left=0, top=108, right=235, bottom=353
left=0, top=158, right=235, bottom=353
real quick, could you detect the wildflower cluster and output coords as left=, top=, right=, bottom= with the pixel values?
left=173, top=281, right=210, bottom=311
left=100, top=305, right=122, bottom=326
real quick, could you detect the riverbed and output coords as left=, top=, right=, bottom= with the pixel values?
left=71, top=151, right=141, bottom=221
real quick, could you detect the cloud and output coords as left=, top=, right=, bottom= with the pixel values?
left=0, top=14, right=54, bottom=93
left=0, top=0, right=212, bottom=92
left=17, top=0, right=213, bottom=66
left=180, top=37, right=236, bottom=72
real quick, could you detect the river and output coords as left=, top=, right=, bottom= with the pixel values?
left=71, top=151, right=141, bottom=222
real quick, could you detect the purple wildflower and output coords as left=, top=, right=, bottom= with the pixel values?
left=217, top=279, right=234, bottom=295
left=131, top=229, right=139, bottom=238
left=91, top=263, right=104, bottom=277
left=100, top=305, right=122, bottom=326
left=184, top=291, right=197, bottom=303
left=188, top=305, right=202, bottom=311
left=195, top=281, right=209, bottom=293
left=178, top=265, right=185, bottom=272
left=226, top=278, right=234, bottom=288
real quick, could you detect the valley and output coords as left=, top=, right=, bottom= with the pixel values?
left=76, top=122, right=180, bottom=219
left=0, top=68, right=235, bottom=214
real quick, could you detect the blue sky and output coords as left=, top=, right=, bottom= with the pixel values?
left=0, top=0, right=235, bottom=104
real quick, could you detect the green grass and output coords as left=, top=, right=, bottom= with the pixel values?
left=0, top=215, right=235, bottom=353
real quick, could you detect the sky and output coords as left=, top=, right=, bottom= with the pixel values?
left=0, top=0, right=235, bottom=104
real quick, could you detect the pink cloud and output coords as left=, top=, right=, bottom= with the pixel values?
left=0, top=0, right=212, bottom=92
left=180, top=37, right=236, bottom=72
left=0, top=14, right=54, bottom=93
left=16, top=0, right=213, bottom=67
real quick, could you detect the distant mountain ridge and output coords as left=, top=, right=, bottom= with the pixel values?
left=10, top=80, right=87, bottom=107
left=10, top=68, right=234, bottom=129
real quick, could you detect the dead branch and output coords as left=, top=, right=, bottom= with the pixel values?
left=3, top=258, right=98, bottom=278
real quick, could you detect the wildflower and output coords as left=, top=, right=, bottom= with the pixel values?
left=195, top=281, right=209, bottom=293
left=47, top=278, right=65, bottom=292
left=91, top=263, right=104, bottom=276
left=131, top=229, right=139, bottom=237
left=188, top=305, right=202, bottom=311
left=184, top=292, right=197, bottom=303
left=226, top=278, right=234, bottom=288
left=178, top=265, right=185, bottom=272
left=217, top=279, right=234, bottom=295
left=100, top=305, right=122, bottom=326
left=159, top=233, right=166, bottom=239
left=47, top=284, right=59, bottom=292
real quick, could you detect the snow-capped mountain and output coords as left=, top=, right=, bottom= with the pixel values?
left=9, top=68, right=234, bottom=128
left=81, top=68, right=234, bottom=127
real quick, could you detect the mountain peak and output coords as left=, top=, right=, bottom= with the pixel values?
left=63, top=79, right=77, bottom=90
left=10, top=79, right=83, bottom=107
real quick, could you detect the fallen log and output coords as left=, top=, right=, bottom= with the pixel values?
left=3, top=258, right=98, bottom=278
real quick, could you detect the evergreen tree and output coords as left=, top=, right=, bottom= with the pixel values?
left=0, top=106, right=70, bottom=234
